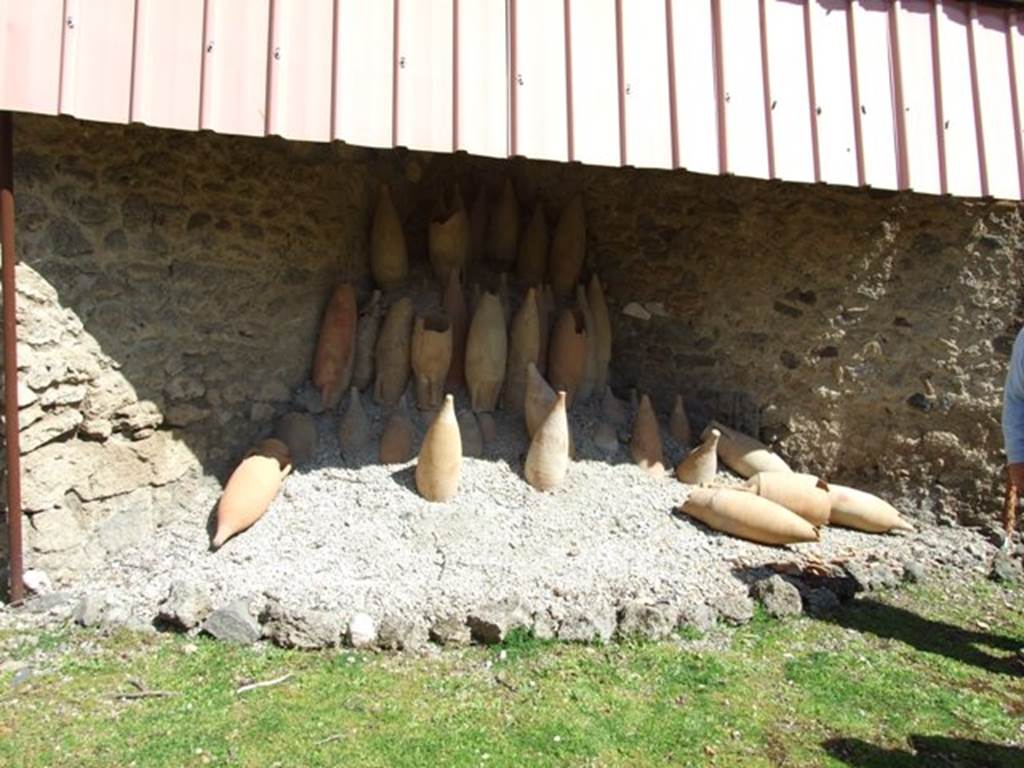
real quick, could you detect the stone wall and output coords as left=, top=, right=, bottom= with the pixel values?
left=1, top=115, right=1021, bottom=585
left=449, top=155, right=1022, bottom=525
left=1, top=115, right=444, bottom=582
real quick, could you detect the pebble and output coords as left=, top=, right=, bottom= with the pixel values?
left=989, top=552, right=1022, bottom=584
left=348, top=613, right=377, bottom=649
left=712, top=593, right=755, bottom=626
left=751, top=576, right=803, bottom=618
left=74, top=593, right=112, bottom=628
left=201, top=600, right=261, bottom=645
left=902, top=560, right=926, bottom=584
left=157, top=580, right=213, bottom=630
left=622, top=302, right=652, bottom=321
left=22, top=569, right=53, bottom=596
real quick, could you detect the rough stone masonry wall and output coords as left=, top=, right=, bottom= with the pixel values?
left=448, top=154, right=1023, bottom=526
left=0, top=115, right=445, bottom=583
left=1, top=114, right=1022, bottom=586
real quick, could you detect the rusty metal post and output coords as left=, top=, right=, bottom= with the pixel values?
left=0, top=111, right=24, bottom=604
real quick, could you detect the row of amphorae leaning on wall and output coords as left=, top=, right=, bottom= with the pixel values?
left=209, top=182, right=916, bottom=553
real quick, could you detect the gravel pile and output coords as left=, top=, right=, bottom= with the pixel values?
left=3, top=393, right=1014, bottom=646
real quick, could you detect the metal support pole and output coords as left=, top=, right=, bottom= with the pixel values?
left=0, top=111, right=24, bottom=604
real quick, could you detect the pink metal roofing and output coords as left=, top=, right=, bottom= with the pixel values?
left=2, top=0, right=1024, bottom=199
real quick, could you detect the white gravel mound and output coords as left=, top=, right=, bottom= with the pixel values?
left=7, top=394, right=1001, bottom=643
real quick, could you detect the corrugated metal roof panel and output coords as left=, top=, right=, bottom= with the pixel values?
left=0, top=0, right=64, bottom=116
left=568, top=0, right=621, bottom=167
left=455, top=0, right=508, bottom=158
left=973, top=5, right=1021, bottom=198
left=808, top=0, right=860, bottom=186
left=132, top=0, right=205, bottom=132
left=720, top=0, right=772, bottom=180
left=1010, top=10, right=1024, bottom=196
left=670, top=0, right=720, bottom=176
left=396, top=0, right=454, bottom=154
left=893, top=1, right=944, bottom=194
left=936, top=0, right=984, bottom=197
left=200, top=0, right=271, bottom=138
left=267, top=0, right=335, bottom=143
left=2, top=0, right=1023, bottom=200
left=334, top=0, right=395, bottom=148
left=511, top=0, right=569, bottom=162
left=620, top=0, right=673, bottom=169
left=765, top=0, right=816, bottom=184
left=850, top=0, right=900, bottom=190
left=60, top=0, right=137, bottom=125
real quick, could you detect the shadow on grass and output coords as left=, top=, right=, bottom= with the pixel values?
left=819, top=599, right=1021, bottom=677
left=823, top=735, right=1024, bottom=768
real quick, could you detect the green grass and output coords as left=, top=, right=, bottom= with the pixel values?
left=1, top=577, right=1022, bottom=767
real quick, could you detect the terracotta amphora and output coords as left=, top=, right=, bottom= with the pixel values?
left=549, top=194, right=585, bottom=299
left=415, top=394, right=462, bottom=501
left=587, top=275, right=612, bottom=392
left=601, top=386, right=628, bottom=427
left=498, top=272, right=512, bottom=328
left=374, top=297, right=415, bottom=407
left=827, top=484, right=915, bottom=533
left=338, top=386, right=371, bottom=459
left=791, top=471, right=831, bottom=490
left=535, top=283, right=552, bottom=375
left=547, top=308, right=587, bottom=408
left=594, top=420, right=620, bottom=454
left=353, top=290, right=382, bottom=392
left=411, top=314, right=453, bottom=410
left=312, top=283, right=357, bottom=409
left=675, top=428, right=719, bottom=485
left=524, top=391, right=570, bottom=491
left=469, top=185, right=487, bottom=263
left=370, top=183, right=408, bottom=290
left=503, top=288, right=541, bottom=413
left=458, top=409, right=484, bottom=458
left=631, top=394, right=665, bottom=476
left=213, top=438, right=292, bottom=549
left=429, top=185, right=469, bottom=285
left=468, top=281, right=482, bottom=319
left=487, top=178, right=519, bottom=266
left=379, top=395, right=416, bottom=464
left=743, top=471, right=830, bottom=527
left=575, top=284, right=598, bottom=402
left=477, top=412, right=498, bottom=445
left=524, top=362, right=557, bottom=438
left=522, top=362, right=575, bottom=457
left=542, top=283, right=556, bottom=320
left=703, top=420, right=792, bottom=478
left=517, top=203, right=548, bottom=285
left=669, top=395, right=692, bottom=447
left=679, top=486, right=819, bottom=546
left=443, top=271, right=468, bottom=389
left=465, top=292, right=507, bottom=412
left=274, top=412, right=317, bottom=466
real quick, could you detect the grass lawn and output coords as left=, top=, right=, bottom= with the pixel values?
left=1, top=576, right=1022, bottom=767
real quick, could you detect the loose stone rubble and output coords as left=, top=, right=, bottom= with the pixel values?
left=751, top=575, right=803, bottom=619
